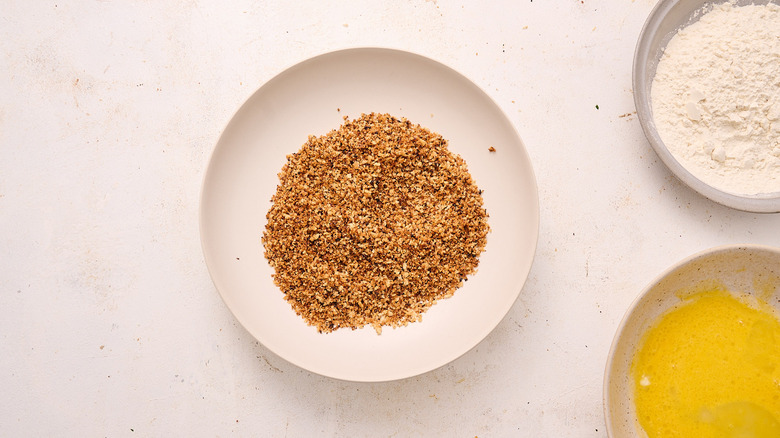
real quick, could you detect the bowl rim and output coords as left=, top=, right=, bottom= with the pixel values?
left=632, top=0, right=780, bottom=213
left=602, top=243, right=780, bottom=437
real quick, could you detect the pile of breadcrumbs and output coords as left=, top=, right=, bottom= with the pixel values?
left=262, top=112, right=489, bottom=334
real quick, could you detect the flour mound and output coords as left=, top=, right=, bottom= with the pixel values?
left=652, top=2, right=780, bottom=195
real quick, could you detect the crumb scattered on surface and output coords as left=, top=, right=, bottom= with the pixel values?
left=262, top=112, right=489, bottom=334
left=488, top=146, right=496, bottom=152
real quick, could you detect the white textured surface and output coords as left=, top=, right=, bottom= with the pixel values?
left=2, top=1, right=780, bottom=436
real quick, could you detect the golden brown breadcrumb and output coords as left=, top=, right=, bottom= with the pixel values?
left=262, top=112, right=489, bottom=334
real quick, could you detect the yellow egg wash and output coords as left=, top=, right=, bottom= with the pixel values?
left=631, top=289, right=780, bottom=438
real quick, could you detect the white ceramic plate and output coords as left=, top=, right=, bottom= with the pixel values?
left=604, top=244, right=780, bottom=437
left=199, top=48, right=539, bottom=382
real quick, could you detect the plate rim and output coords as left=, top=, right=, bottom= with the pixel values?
left=198, top=46, right=540, bottom=381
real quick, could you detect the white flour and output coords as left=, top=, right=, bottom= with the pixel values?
left=651, top=2, right=780, bottom=195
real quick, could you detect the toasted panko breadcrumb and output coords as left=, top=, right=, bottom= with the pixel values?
left=262, top=112, right=489, bottom=333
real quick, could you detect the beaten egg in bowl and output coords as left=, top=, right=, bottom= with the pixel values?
left=604, top=245, right=780, bottom=438
left=631, top=287, right=780, bottom=438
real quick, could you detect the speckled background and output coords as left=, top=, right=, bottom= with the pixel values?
left=2, top=1, right=779, bottom=436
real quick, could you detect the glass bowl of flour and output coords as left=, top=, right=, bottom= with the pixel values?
left=634, top=0, right=780, bottom=213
